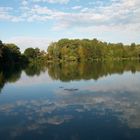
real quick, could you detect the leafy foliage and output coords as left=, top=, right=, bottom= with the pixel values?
left=47, top=39, right=140, bottom=61
left=0, top=40, right=24, bottom=65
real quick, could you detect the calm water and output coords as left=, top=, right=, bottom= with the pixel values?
left=0, top=61, right=140, bottom=140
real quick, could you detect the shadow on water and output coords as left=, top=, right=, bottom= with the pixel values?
left=0, top=62, right=49, bottom=92
left=24, top=63, right=47, bottom=77
left=0, top=65, right=22, bottom=92
left=0, top=60, right=140, bottom=92
left=47, top=60, right=140, bottom=81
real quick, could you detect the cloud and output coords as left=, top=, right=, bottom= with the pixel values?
left=56, top=0, right=140, bottom=28
left=0, top=6, right=23, bottom=22
left=1, top=0, right=140, bottom=28
left=32, top=0, right=70, bottom=4
left=71, top=5, right=82, bottom=10
left=4, top=37, right=54, bottom=52
left=22, top=0, right=140, bottom=31
left=0, top=0, right=140, bottom=44
left=21, top=0, right=28, bottom=6
left=12, top=71, right=54, bottom=86
left=1, top=84, right=140, bottom=130
left=47, top=115, right=73, bottom=125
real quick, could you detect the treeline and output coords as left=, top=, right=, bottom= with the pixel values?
left=0, top=40, right=47, bottom=67
left=1, top=39, right=140, bottom=66
left=47, top=39, right=140, bottom=61
left=0, top=40, right=27, bottom=66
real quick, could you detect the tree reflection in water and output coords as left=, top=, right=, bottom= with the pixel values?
left=0, top=60, right=140, bottom=92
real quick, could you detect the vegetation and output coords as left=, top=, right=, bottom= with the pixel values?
left=0, top=40, right=47, bottom=67
left=0, top=40, right=29, bottom=66
left=47, top=39, right=140, bottom=61
left=23, top=47, right=48, bottom=65
left=0, top=38, right=140, bottom=68
left=24, top=47, right=46, bottom=60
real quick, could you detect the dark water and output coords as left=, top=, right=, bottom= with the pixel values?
left=0, top=61, right=140, bottom=140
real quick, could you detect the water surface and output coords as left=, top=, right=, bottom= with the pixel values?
left=0, top=61, right=140, bottom=140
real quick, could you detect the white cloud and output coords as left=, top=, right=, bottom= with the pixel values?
left=0, top=6, right=23, bottom=22
left=0, top=0, right=140, bottom=44
left=1, top=0, right=140, bottom=28
left=21, top=0, right=28, bottom=6
left=0, top=7, right=13, bottom=20
left=20, top=0, right=140, bottom=30
left=71, top=5, right=82, bottom=10
left=30, top=5, right=53, bottom=15
left=32, top=0, right=70, bottom=4
left=4, top=37, right=54, bottom=52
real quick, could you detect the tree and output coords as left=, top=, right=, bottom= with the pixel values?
left=47, top=38, right=140, bottom=61
left=4, top=44, right=21, bottom=62
left=0, top=40, right=3, bottom=58
left=24, top=48, right=38, bottom=59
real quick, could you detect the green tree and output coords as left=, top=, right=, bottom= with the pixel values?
left=24, top=48, right=38, bottom=59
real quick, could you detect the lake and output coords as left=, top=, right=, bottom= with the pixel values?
left=0, top=60, right=140, bottom=140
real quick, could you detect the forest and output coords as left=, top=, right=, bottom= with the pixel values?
left=0, top=40, right=46, bottom=67
left=47, top=39, right=140, bottom=61
left=0, top=39, right=140, bottom=67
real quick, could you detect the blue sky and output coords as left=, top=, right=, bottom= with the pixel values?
left=0, top=0, right=140, bottom=51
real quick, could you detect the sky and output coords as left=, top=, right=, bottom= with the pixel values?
left=0, top=0, right=140, bottom=51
